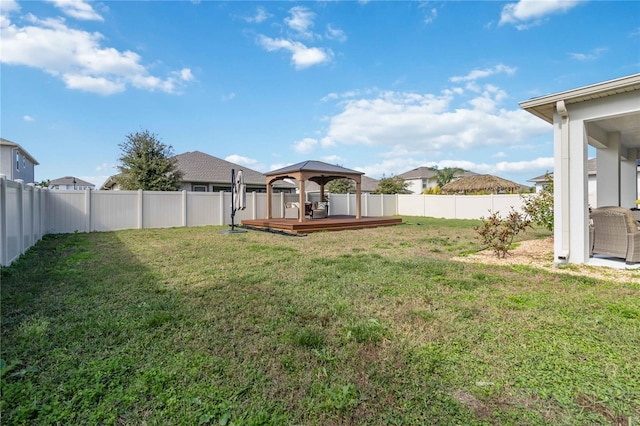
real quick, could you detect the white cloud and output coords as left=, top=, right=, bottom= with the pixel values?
left=320, top=86, right=551, bottom=166
left=244, top=6, right=271, bottom=24
left=499, top=0, right=582, bottom=29
left=257, top=35, right=333, bottom=69
left=1, top=11, right=192, bottom=95
left=424, top=8, right=437, bottom=25
left=450, top=64, right=516, bottom=83
left=285, top=6, right=315, bottom=39
left=293, top=137, right=318, bottom=153
left=569, top=47, right=607, bottom=61
left=225, top=154, right=266, bottom=171
left=221, top=92, right=236, bottom=101
left=326, top=24, right=347, bottom=42
left=45, top=0, right=104, bottom=21
left=493, top=151, right=507, bottom=158
left=321, top=155, right=344, bottom=164
left=23, top=115, right=35, bottom=122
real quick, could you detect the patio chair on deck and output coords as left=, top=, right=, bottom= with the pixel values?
left=312, top=201, right=328, bottom=219
left=591, top=206, right=640, bottom=264
left=284, top=202, right=299, bottom=219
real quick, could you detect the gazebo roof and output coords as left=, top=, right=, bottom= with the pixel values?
left=442, top=174, right=522, bottom=194
left=266, top=160, right=363, bottom=177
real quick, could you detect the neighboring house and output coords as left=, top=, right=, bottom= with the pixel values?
left=528, top=158, right=640, bottom=207
left=101, top=151, right=295, bottom=193
left=49, top=176, right=96, bottom=190
left=304, top=175, right=379, bottom=194
left=397, top=166, right=478, bottom=194
left=0, top=138, right=39, bottom=184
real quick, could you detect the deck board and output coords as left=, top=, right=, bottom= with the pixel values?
left=241, top=215, right=402, bottom=234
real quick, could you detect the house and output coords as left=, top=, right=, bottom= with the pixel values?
left=48, top=176, right=96, bottom=190
left=397, top=166, right=478, bottom=194
left=101, top=151, right=295, bottom=193
left=520, top=73, right=640, bottom=265
left=528, top=158, right=640, bottom=207
left=0, top=138, right=39, bottom=184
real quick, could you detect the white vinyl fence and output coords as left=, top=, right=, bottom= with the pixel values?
left=0, top=177, right=47, bottom=266
left=0, top=174, right=528, bottom=266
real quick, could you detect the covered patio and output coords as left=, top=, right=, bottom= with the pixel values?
left=520, top=73, right=640, bottom=266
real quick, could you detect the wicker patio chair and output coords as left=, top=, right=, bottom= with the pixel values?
left=591, top=206, right=640, bottom=264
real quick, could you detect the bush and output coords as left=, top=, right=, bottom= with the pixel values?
left=522, top=174, right=553, bottom=231
left=475, top=208, right=531, bottom=258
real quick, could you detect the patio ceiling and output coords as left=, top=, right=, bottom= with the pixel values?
left=520, top=73, right=640, bottom=150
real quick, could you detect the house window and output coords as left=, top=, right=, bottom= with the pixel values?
left=16, top=152, right=20, bottom=171
left=192, top=185, right=207, bottom=192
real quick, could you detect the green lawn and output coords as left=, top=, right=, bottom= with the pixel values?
left=1, top=217, right=639, bottom=425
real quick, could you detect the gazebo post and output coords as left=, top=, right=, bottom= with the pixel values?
left=266, top=180, right=272, bottom=219
left=355, top=178, right=362, bottom=219
left=298, top=178, right=306, bottom=223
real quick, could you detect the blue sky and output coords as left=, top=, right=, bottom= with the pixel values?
left=2, top=0, right=639, bottom=188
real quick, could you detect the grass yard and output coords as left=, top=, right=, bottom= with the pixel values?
left=1, top=217, right=639, bottom=425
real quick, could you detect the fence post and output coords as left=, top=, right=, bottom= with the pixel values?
left=0, top=175, right=7, bottom=266
left=219, top=190, right=225, bottom=225
left=27, top=184, right=35, bottom=246
left=252, top=191, right=257, bottom=220
left=16, top=179, right=24, bottom=255
left=138, top=189, right=143, bottom=229
left=182, top=190, right=187, bottom=227
left=85, top=188, right=92, bottom=232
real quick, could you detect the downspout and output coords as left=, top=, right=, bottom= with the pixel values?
left=556, top=100, right=570, bottom=262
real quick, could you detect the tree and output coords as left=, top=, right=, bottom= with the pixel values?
left=434, top=167, right=464, bottom=188
left=326, top=178, right=355, bottom=194
left=116, top=130, right=183, bottom=191
left=37, top=179, right=50, bottom=188
left=374, top=175, right=411, bottom=194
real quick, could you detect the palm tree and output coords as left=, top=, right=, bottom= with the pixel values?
left=434, top=167, right=464, bottom=188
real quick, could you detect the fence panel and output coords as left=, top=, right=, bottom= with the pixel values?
left=0, top=178, right=47, bottom=266
left=187, top=192, right=221, bottom=227
left=91, top=191, right=140, bottom=231
left=46, top=190, right=87, bottom=234
left=143, top=191, right=184, bottom=229
left=3, top=180, right=22, bottom=265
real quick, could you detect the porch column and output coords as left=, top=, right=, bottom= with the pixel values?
left=596, top=132, right=621, bottom=207
left=553, top=101, right=590, bottom=265
left=621, top=148, right=638, bottom=208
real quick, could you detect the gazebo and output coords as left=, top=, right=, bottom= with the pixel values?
left=264, top=160, right=364, bottom=222
left=441, top=174, right=523, bottom=194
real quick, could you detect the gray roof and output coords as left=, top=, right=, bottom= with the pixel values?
left=266, top=160, right=363, bottom=176
left=49, top=176, right=95, bottom=187
left=397, top=166, right=477, bottom=180
left=1, top=137, right=39, bottom=165
left=175, top=151, right=294, bottom=188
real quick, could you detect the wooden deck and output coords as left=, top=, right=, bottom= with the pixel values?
left=241, top=215, right=402, bottom=235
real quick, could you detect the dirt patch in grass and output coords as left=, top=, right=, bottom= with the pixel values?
left=454, top=236, right=640, bottom=284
